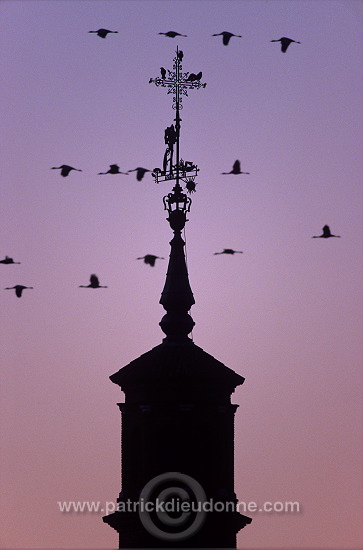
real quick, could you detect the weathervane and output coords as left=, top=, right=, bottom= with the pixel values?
left=149, top=48, right=206, bottom=197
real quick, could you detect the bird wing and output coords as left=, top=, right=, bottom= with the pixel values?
left=322, top=225, right=331, bottom=237
left=145, top=255, right=156, bottom=266
left=15, top=286, right=23, bottom=297
left=61, top=167, right=72, bottom=176
left=232, top=160, right=241, bottom=172
left=223, top=33, right=232, bottom=45
left=90, top=274, right=99, bottom=286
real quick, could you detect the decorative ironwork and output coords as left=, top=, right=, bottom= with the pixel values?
left=149, top=48, right=205, bottom=196
left=149, top=48, right=206, bottom=111
left=152, top=159, right=199, bottom=185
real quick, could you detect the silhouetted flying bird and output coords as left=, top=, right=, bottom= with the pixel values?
left=5, top=285, right=33, bottom=297
left=158, top=31, right=187, bottom=38
left=128, top=167, right=152, bottom=181
left=79, top=274, right=108, bottom=288
left=271, top=37, right=300, bottom=52
left=98, top=164, right=128, bottom=175
left=214, top=249, right=243, bottom=255
left=0, top=256, right=21, bottom=264
left=52, top=165, right=82, bottom=177
left=137, top=255, right=164, bottom=267
left=160, top=67, right=167, bottom=79
left=221, top=160, right=250, bottom=175
left=312, top=225, right=341, bottom=239
left=212, top=32, right=242, bottom=46
left=88, top=29, right=118, bottom=39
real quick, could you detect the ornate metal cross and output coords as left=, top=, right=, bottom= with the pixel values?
left=149, top=47, right=206, bottom=111
left=149, top=48, right=206, bottom=190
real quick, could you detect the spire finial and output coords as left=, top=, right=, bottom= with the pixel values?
left=149, top=50, right=206, bottom=343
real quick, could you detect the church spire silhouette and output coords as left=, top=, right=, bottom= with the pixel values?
left=103, top=49, right=251, bottom=548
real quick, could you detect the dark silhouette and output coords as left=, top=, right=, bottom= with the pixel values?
left=163, top=124, right=177, bottom=174
left=186, top=71, right=202, bottom=82
left=212, top=31, right=242, bottom=45
left=104, top=176, right=252, bottom=547
left=79, top=274, right=108, bottom=288
left=5, top=285, right=33, bottom=298
left=0, top=256, right=21, bottom=264
left=214, top=249, right=243, bottom=255
left=51, top=165, right=82, bottom=177
left=128, top=167, right=152, bottom=181
left=160, top=67, right=166, bottom=79
left=312, top=225, right=341, bottom=239
left=158, top=31, right=187, bottom=38
left=98, top=164, right=128, bottom=175
left=177, top=49, right=184, bottom=61
left=271, top=37, right=300, bottom=52
left=137, top=254, right=164, bottom=267
left=88, top=28, right=118, bottom=39
left=185, top=180, right=197, bottom=194
left=222, top=160, right=250, bottom=175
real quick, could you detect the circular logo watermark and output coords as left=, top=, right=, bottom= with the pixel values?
left=139, top=472, right=207, bottom=542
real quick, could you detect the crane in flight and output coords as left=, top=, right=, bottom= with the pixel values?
left=98, top=164, right=128, bottom=175
left=158, top=31, right=187, bottom=38
left=214, top=249, right=243, bottom=255
left=51, top=165, right=82, bottom=177
left=221, top=160, right=250, bottom=175
left=88, top=28, right=118, bottom=39
left=312, top=225, right=341, bottom=239
left=271, top=37, right=300, bottom=52
left=0, top=256, right=21, bottom=264
left=79, top=274, right=108, bottom=288
left=212, top=32, right=242, bottom=46
left=5, top=285, right=33, bottom=298
left=137, top=255, right=164, bottom=267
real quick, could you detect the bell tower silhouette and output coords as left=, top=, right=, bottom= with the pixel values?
left=103, top=49, right=252, bottom=548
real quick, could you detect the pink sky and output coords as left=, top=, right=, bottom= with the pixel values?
left=1, top=1, right=362, bottom=549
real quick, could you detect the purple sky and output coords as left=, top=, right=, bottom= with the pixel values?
left=1, top=1, right=362, bottom=549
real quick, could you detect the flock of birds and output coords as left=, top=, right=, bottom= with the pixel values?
left=51, top=161, right=250, bottom=180
left=2, top=224, right=341, bottom=298
left=4, top=28, right=341, bottom=299
left=88, top=28, right=301, bottom=52
left=51, top=164, right=152, bottom=181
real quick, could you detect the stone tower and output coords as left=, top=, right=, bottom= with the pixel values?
left=103, top=49, right=251, bottom=548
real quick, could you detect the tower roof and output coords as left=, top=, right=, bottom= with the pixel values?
left=110, top=341, right=245, bottom=402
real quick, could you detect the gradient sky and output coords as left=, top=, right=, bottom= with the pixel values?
left=1, top=1, right=362, bottom=549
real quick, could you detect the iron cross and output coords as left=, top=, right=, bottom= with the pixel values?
left=149, top=47, right=206, bottom=110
